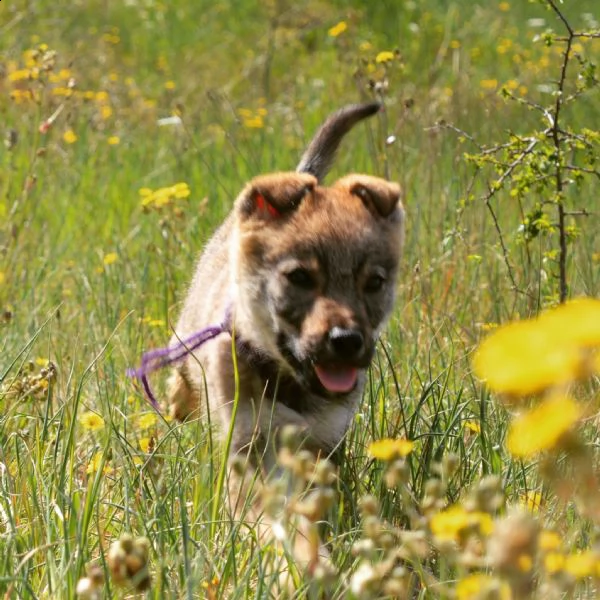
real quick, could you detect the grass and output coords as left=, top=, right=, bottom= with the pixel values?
left=1, top=0, right=599, bottom=597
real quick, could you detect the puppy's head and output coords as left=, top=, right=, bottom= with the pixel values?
left=231, top=171, right=404, bottom=397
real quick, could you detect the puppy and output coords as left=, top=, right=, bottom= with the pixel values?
left=167, top=101, right=404, bottom=565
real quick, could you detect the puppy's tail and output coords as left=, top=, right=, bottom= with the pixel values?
left=296, top=101, right=381, bottom=182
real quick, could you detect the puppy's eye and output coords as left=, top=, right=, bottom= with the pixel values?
left=285, top=268, right=316, bottom=290
left=364, top=273, right=386, bottom=293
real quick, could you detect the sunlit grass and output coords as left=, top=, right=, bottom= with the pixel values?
left=1, top=0, right=599, bottom=597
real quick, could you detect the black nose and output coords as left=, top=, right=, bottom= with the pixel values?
left=328, top=327, right=364, bottom=360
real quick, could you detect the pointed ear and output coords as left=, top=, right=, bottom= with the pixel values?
left=236, top=172, right=317, bottom=220
left=336, top=174, right=403, bottom=219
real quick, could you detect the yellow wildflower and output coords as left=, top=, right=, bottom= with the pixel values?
left=464, top=421, right=481, bottom=434
left=480, top=79, right=498, bottom=90
left=137, top=413, right=157, bottom=430
left=564, top=551, right=599, bottom=578
left=103, top=252, right=118, bottom=266
left=521, top=490, right=542, bottom=511
left=499, top=2, right=510, bottom=11
left=165, top=80, right=176, bottom=90
left=545, top=552, right=565, bottom=573
left=368, top=438, right=414, bottom=460
left=375, top=51, right=395, bottom=64
left=328, top=21, right=347, bottom=37
left=101, top=105, right=113, bottom=120
left=107, top=136, right=120, bottom=145
left=139, top=437, right=153, bottom=453
left=80, top=411, right=105, bottom=432
left=86, top=452, right=106, bottom=474
left=506, top=395, right=582, bottom=458
left=456, top=574, right=510, bottom=600
left=539, top=530, right=561, bottom=552
left=538, top=297, right=600, bottom=348
left=172, top=182, right=190, bottom=199
left=0, top=272, right=4, bottom=285
left=243, top=115, right=264, bottom=129
left=430, top=505, right=494, bottom=542
left=473, top=317, right=581, bottom=396
left=63, top=129, right=78, bottom=144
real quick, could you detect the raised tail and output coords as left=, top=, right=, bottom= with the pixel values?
left=296, top=101, right=381, bottom=182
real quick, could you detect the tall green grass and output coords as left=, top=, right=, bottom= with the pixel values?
left=1, top=0, right=599, bottom=597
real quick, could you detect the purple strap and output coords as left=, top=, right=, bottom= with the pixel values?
left=127, top=320, right=228, bottom=411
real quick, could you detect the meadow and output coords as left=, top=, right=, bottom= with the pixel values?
left=1, top=0, right=599, bottom=597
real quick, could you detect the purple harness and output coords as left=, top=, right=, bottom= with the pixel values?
left=127, top=316, right=229, bottom=410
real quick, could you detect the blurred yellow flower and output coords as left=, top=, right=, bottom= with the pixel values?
left=430, top=505, right=494, bottom=542
left=522, top=490, right=542, bottom=512
left=137, top=413, right=157, bottom=429
left=538, top=530, right=561, bottom=552
left=63, top=129, right=78, bottom=144
left=375, top=51, right=395, bottom=64
left=101, top=105, right=113, bottom=120
left=564, top=551, right=599, bottom=578
left=538, top=297, right=600, bottom=348
left=328, top=21, right=347, bottom=37
left=86, top=451, right=110, bottom=474
left=544, top=552, right=565, bottom=573
left=368, top=438, right=414, bottom=460
left=103, top=252, right=118, bottom=265
left=139, top=437, right=153, bottom=453
left=464, top=421, right=481, bottom=434
left=0, top=272, right=5, bottom=285
left=165, top=80, right=176, bottom=90
left=80, top=411, right=105, bottom=431
left=480, top=79, right=498, bottom=90
left=499, top=1, right=510, bottom=11
left=472, top=299, right=600, bottom=396
left=107, top=136, right=120, bottom=145
left=457, top=573, right=510, bottom=600
left=506, top=395, right=582, bottom=458
left=243, top=115, right=264, bottom=129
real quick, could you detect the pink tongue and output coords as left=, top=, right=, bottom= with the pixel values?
left=314, top=365, right=358, bottom=393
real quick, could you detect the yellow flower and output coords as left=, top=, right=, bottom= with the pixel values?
left=375, top=51, right=395, bottom=64
left=538, top=298, right=600, bottom=348
left=328, top=21, right=347, bottom=37
left=0, top=272, right=5, bottom=285
left=430, top=505, right=493, bottom=542
left=456, top=574, right=510, bottom=600
left=473, top=317, right=582, bottom=396
left=368, top=438, right=414, bottom=460
left=63, top=129, right=78, bottom=144
left=137, top=413, right=157, bottom=430
left=165, top=80, right=176, bottom=90
left=86, top=451, right=110, bottom=474
left=480, top=79, right=498, bottom=90
left=80, top=411, right=105, bottom=431
left=107, top=136, right=120, bottom=145
left=544, top=552, right=565, bottom=573
left=499, top=2, right=510, bottom=11
left=539, top=530, right=561, bottom=552
left=564, top=551, right=599, bottom=578
left=243, top=115, right=264, bottom=129
left=521, top=490, right=542, bottom=512
left=103, top=252, right=118, bottom=266
left=139, top=437, right=153, bottom=453
left=506, top=395, right=582, bottom=458
left=101, top=105, right=113, bottom=120
left=464, top=421, right=481, bottom=434
left=172, top=182, right=190, bottom=199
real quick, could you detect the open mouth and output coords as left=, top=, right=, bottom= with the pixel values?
left=313, top=364, right=359, bottom=394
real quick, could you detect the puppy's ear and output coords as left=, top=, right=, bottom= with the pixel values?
left=236, top=172, right=317, bottom=220
left=337, top=174, right=402, bottom=219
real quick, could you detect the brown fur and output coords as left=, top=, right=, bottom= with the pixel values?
left=167, top=104, right=404, bottom=568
